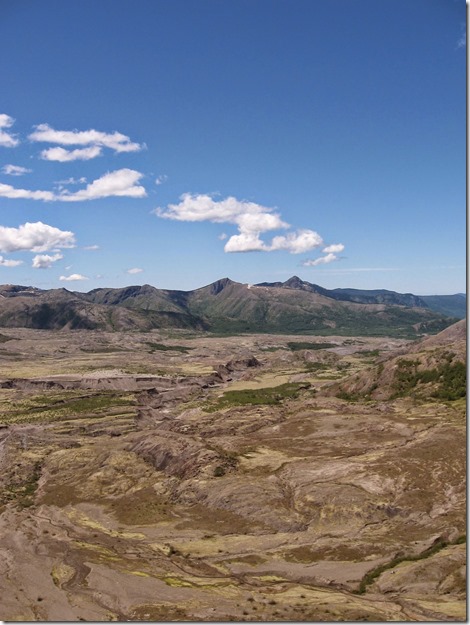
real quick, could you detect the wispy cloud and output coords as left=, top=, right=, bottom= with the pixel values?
left=0, top=256, right=23, bottom=267
left=127, top=267, right=143, bottom=274
left=29, top=123, right=144, bottom=156
left=59, top=273, right=88, bottom=281
left=0, top=182, right=55, bottom=201
left=322, top=243, right=344, bottom=254
left=2, top=164, right=32, bottom=176
left=0, top=169, right=146, bottom=202
left=0, top=221, right=75, bottom=253
left=32, top=252, right=63, bottom=269
left=155, top=174, right=168, bottom=185
left=302, top=252, right=339, bottom=266
left=303, top=267, right=400, bottom=274
left=0, top=114, right=19, bottom=148
left=83, top=244, right=100, bottom=251
left=55, top=177, right=87, bottom=186
left=40, top=146, right=102, bottom=162
left=155, top=193, right=326, bottom=254
left=302, top=243, right=345, bottom=266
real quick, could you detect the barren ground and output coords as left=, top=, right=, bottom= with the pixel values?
left=0, top=328, right=465, bottom=621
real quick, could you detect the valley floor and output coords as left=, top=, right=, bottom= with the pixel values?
left=0, top=329, right=465, bottom=621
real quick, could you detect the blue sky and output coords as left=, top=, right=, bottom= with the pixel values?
left=0, top=0, right=466, bottom=294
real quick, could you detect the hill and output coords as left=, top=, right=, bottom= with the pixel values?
left=257, top=276, right=466, bottom=318
left=0, top=277, right=461, bottom=337
left=327, top=319, right=466, bottom=401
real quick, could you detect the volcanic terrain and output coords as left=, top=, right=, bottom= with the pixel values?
left=0, top=319, right=465, bottom=621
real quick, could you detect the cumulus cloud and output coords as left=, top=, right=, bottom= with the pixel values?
left=302, top=253, right=339, bottom=266
left=0, top=222, right=75, bottom=253
left=0, top=169, right=146, bottom=202
left=0, top=256, right=23, bottom=267
left=155, top=193, right=280, bottom=225
left=224, top=232, right=268, bottom=253
left=322, top=243, right=344, bottom=254
left=40, top=146, right=102, bottom=162
left=269, top=229, right=323, bottom=254
left=32, top=252, right=63, bottom=269
left=127, top=267, right=143, bottom=274
left=59, top=273, right=88, bottom=281
left=0, top=114, right=19, bottom=148
left=29, top=123, right=143, bottom=154
left=59, top=169, right=146, bottom=201
left=2, top=164, right=32, bottom=176
left=155, top=193, right=325, bottom=255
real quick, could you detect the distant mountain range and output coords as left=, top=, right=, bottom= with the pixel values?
left=0, top=277, right=465, bottom=337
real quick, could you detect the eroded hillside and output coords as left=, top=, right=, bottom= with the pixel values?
left=0, top=326, right=465, bottom=621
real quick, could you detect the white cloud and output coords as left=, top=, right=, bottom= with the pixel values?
left=55, top=176, right=87, bottom=185
left=32, top=252, right=63, bottom=269
left=29, top=123, right=143, bottom=153
left=155, top=174, right=168, bottom=185
left=0, top=182, right=55, bottom=201
left=0, top=222, right=75, bottom=253
left=224, top=232, right=268, bottom=253
left=302, top=253, right=339, bottom=266
left=218, top=232, right=228, bottom=240
left=457, top=32, right=466, bottom=48
left=127, top=267, right=143, bottom=274
left=0, top=169, right=146, bottom=202
left=236, top=212, right=288, bottom=233
left=155, top=193, right=279, bottom=225
left=0, top=114, right=19, bottom=148
left=269, top=229, right=323, bottom=254
left=40, top=146, right=102, bottom=162
left=2, top=164, right=32, bottom=176
left=83, top=244, right=100, bottom=250
left=60, top=273, right=88, bottom=281
left=58, top=169, right=146, bottom=201
left=0, top=256, right=23, bottom=267
left=156, top=193, right=326, bottom=255
left=322, top=243, right=344, bottom=254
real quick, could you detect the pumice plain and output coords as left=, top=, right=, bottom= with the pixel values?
left=0, top=294, right=465, bottom=621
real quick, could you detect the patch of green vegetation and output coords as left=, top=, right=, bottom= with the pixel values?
left=146, top=342, right=193, bottom=354
left=287, top=342, right=336, bottom=351
left=4, top=461, right=42, bottom=508
left=356, top=534, right=466, bottom=594
left=80, top=347, right=128, bottom=353
left=259, top=346, right=288, bottom=352
left=109, top=487, right=171, bottom=525
left=2, top=392, right=136, bottom=425
left=304, top=362, right=330, bottom=372
left=203, top=382, right=311, bottom=412
left=336, top=390, right=360, bottom=402
left=358, top=349, right=380, bottom=357
left=392, top=358, right=466, bottom=400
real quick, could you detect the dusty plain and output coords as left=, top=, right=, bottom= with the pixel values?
left=0, top=327, right=465, bottom=621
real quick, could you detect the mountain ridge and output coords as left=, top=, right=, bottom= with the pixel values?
left=255, top=276, right=466, bottom=316
left=0, top=277, right=463, bottom=336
